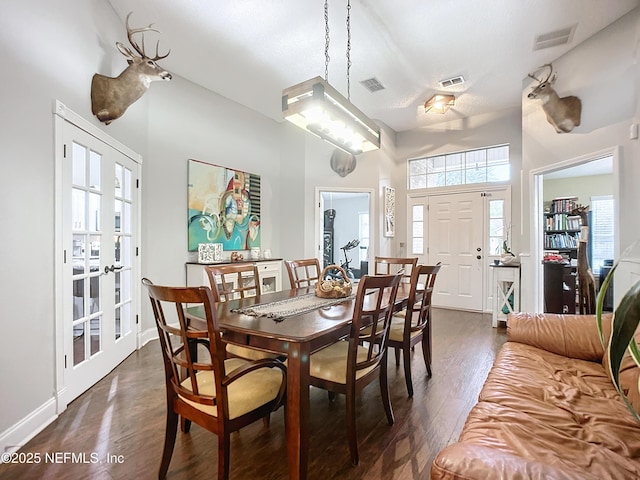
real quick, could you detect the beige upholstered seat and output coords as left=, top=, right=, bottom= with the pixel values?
left=204, top=263, right=277, bottom=361
left=142, top=278, right=286, bottom=480
left=308, top=272, right=403, bottom=466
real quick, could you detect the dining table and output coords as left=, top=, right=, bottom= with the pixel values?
left=187, top=282, right=411, bottom=480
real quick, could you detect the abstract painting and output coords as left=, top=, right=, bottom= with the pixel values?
left=187, top=159, right=261, bottom=251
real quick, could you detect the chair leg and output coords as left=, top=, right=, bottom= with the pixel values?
left=345, top=388, right=359, bottom=466
left=380, top=355, right=395, bottom=426
left=262, top=413, right=271, bottom=427
left=422, top=332, right=432, bottom=377
left=328, top=391, right=336, bottom=401
left=159, top=407, right=179, bottom=479
left=394, top=346, right=400, bottom=366
left=218, top=433, right=231, bottom=480
left=181, top=417, right=192, bottom=433
left=402, top=347, right=414, bottom=397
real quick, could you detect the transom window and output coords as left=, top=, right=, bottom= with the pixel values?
left=409, top=144, right=510, bottom=189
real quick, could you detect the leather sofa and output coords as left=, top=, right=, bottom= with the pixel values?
left=431, top=312, right=640, bottom=480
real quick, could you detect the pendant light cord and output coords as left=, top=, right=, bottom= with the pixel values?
left=346, top=0, right=351, bottom=100
left=324, top=0, right=330, bottom=82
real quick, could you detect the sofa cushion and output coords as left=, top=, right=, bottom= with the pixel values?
left=450, top=342, right=640, bottom=479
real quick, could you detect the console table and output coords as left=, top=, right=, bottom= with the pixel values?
left=490, top=263, right=520, bottom=328
left=186, top=259, right=283, bottom=293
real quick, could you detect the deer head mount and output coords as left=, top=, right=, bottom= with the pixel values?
left=527, top=63, right=581, bottom=133
left=91, top=12, right=172, bottom=125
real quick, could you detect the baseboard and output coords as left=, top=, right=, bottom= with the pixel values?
left=139, top=327, right=158, bottom=347
left=0, top=397, right=57, bottom=459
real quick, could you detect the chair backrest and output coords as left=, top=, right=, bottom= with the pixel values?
left=142, top=278, right=225, bottom=415
left=405, top=263, right=442, bottom=335
left=374, top=256, right=418, bottom=283
left=204, top=263, right=261, bottom=302
left=285, top=258, right=321, bottom=288
left=350, top=272, right=403, bottom=376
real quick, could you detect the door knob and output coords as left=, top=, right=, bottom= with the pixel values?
left=477, top=247, right=482, bottom=252
left=476, top=255, right=482, bottom=260
left=104, top=265, right=124, bottom=274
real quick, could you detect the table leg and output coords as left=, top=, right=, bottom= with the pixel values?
left=286, top=342, right=310, bottom=480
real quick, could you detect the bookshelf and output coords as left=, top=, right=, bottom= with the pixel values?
left=543, top=197, right=581, bottom=256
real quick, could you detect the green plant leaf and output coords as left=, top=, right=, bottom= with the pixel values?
left=608, top=279, right=640, bottom=422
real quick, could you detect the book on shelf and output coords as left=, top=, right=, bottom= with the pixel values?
left=550, top=196, right=578, bottom=214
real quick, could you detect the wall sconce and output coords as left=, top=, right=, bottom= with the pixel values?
left=424, top=94, right=455, bottom=114
left=282, top=76, right=380, bottom=155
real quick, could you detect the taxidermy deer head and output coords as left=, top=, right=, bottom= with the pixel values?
left=330, top=149, right=357, bottom=177
left=527, top=63, right=581, bottom=133
left=91, top=12, right=172, bottom=125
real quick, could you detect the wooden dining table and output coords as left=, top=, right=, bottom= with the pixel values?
left=187, top=283, right=411, bottom=480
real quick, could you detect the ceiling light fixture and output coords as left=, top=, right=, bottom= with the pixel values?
left=424, top=94, right=456, bottom=114
left=282, top=0, right=380, bottom=155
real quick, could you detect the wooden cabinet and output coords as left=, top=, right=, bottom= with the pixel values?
left=186, top=259, right=283, bottom=293
left=491, top=264, right=520, bottom=328
left=543, top=262, right=576, bottom=314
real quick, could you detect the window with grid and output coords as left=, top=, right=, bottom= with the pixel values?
left=409, top=144, right=510, bottom=189
left=590, top=195, right=614, bottom=274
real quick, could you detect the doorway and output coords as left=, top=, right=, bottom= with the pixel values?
left=316, top=188, right=373, bottom=278
left=531, top=148, right=619, bottom=312
left=54, top=102, right=141, bottom=411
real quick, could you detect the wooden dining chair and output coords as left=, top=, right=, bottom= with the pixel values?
left=388, top=263, right=441, bottom=397
left=285, top=258, right=322, bottom=288
left=142, top=278, right=286, bottom=480
left=204, top=264, right=277, bottom=361
left=374, top=256, right=417, bottom=283
left=308, top=272, right=403, bottom=466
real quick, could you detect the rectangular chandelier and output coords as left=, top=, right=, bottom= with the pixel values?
left=282, top=76, right=380, bottom=156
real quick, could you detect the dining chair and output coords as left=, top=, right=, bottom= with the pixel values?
left=204, top=264, right=278, bottom=361
left=388, top=263, right=441, bottom=397
left=374, top=256, right=418, bottom=283
left=141, top=278, right=287, bottom=480
left=308, top=272, right=403, bottom=466
left=285, top=258, right=322, bottom=288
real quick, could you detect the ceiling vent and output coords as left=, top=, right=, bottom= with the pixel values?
left=533, top=24, right=577, bottom=50
left=438, top=75, right=465, bottom=88
left=360, top=77, right=385, bottom=93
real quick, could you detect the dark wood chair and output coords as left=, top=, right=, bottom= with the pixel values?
left=373, top=256, right=418, bottom=283
left=388, top=263, right=441, bottom=397
left=284, top=258, right=322, bottom=288
left=308, top=272, right=403, bottom=466
left=141, top=278, right=286, bottom=480
left=204, top=264, right=277, bottom=360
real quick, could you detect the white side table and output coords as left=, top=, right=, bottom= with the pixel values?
left=491, top=263, right=521, bottom=328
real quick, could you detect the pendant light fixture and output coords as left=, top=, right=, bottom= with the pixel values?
left=282, top=0, right=380, bottom=156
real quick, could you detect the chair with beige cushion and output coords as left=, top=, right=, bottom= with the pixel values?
left=204, top=264, right=276, bottom=361
left=308, top=272, right=403, bottom=466
left=388, top=263, right=441, bottom=397
left=373, top=256, right=417, bottom=283
left=142, top=278, right=286, bottom=480
left=285, top=258, right=322, bottom=289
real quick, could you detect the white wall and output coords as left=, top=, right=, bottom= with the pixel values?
left=521, top=7, right=640, bottom=308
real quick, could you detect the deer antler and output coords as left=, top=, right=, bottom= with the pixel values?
left=529, top=63, right=554, bottom=84
left=124, top=12, right=170, bottom=60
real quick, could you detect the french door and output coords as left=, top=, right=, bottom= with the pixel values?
left=55, top=104, right=140, bottom=407
left=408, top=188, right=510, bottom=312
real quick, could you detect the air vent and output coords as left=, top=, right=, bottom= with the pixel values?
left=360, top=77, right=385, bottom=92
left=438, top=75, right=465, bottom=88
left=533, top=24, right=577, bottom=50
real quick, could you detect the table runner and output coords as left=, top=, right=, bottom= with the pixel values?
left=232, top=292, right=354, bottom=321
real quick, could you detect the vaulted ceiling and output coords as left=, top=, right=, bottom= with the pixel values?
left=106, top=0, right=639, bottom=133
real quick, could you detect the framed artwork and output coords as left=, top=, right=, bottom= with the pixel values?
left=187, top=159, right=261, bottom=252
left=383, top=186, right=395, bottom=237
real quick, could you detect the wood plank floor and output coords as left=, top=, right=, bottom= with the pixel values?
left=0, top=308, right=506, bottom=480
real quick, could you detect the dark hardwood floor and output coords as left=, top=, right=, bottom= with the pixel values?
left=0, top=308, right=506, bottom=480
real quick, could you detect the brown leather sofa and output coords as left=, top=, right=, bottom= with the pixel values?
left=431, top=312, right=640, bottom=480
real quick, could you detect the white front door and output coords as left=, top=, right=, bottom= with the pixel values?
left=428, top=192, right=484, bottom=310
left=57, top=113, right=140, bottom=405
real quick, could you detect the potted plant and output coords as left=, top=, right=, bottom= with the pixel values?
left=597, top=241, right=640, bottom=421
